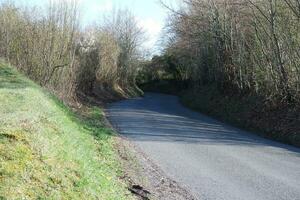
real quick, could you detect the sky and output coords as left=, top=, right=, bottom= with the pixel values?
left=15, top=0, right=179, bottom=54
left=81, top=0, right=168, bottom=51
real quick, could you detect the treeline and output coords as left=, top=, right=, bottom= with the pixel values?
left=136, top=0, right=300, bottom=146
left=150, top=0, right=300, bottom=105
left=0, top=0, right=144, bottom=102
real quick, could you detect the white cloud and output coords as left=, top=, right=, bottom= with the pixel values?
left=138, top=18, right=163, bottom=50
left=50, top=0, right=164, bottom=52
left=93, top=0, right=113, bottom=12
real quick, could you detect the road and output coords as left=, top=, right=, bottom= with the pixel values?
left=106, top=93, right=300, bottom=200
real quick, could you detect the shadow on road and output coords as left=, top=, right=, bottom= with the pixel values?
left=107, top=93, right=300, bottom=156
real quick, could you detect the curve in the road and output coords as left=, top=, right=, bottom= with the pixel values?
left=107, top=93, right=300, bottom=200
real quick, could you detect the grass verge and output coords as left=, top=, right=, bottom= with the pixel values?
left=0, top=62, right=133, bottom=199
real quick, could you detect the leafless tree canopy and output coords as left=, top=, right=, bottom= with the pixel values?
left=0, top=1, right=145, bottom=101
left=2, top=0, right=300, bottom=104
left=158, top=0, right=300, bottom=104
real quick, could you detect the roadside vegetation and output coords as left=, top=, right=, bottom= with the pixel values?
left=0, top=63, right=133, bottom=199
left=139, top=0, right=300, bottom=147
left=0, top=0, right=144, bottom=200
left=1, top=0, right=300, bottom=197
left=0, top=0, right=144, bottom=103
left=0, top=0, right=145, bottom=198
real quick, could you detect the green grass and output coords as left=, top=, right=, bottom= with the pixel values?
left=0, top=63, right=133, bottom=199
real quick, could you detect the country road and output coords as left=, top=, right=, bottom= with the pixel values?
left=107, top=93, right=300, bottom=200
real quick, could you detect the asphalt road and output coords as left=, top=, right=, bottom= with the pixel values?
left=107, top=93, right=300, bottom=200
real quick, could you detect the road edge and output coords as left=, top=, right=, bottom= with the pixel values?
left=103, top=111, right=196, bottom=200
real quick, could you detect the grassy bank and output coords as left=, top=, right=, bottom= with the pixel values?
left=181, top=86, right=300, bottom=147
left=0, top=63, right=133, bottom=199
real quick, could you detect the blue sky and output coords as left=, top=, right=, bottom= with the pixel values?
left=15, top=0, right=179, bottom=52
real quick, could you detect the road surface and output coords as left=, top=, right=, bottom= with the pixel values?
left=107, top=93, right=300, bottom=200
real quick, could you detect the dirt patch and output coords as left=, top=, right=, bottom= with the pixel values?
left=114, top=136, right=196, bottom=200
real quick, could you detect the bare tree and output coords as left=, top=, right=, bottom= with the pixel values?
left=159, top=0, right=300, bottom=103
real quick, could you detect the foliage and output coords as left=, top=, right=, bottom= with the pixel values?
left=157, top=0, right=300, bottom=104
left=136, top=0, right=300, bottom=146
left=0, top=1, right=145, bottom=102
